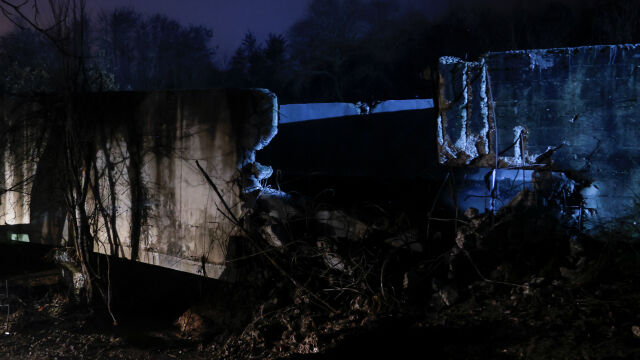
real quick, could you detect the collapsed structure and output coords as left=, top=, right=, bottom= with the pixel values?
left=1, top=43, right=638, bottom=277
left=437, top=44, right=640, bottom=232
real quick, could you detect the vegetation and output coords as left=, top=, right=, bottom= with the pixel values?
left=1, top=0, right=640, bottom=358
left=2, top=0, right=640, bottom=102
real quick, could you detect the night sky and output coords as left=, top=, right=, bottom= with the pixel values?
left=0, top=0, right=587, bottom=58
left=0, top=0, right=456, bottom=58
left=0, top=0, right=310, bottom=58
left=91, top=0, right=312, bottom=59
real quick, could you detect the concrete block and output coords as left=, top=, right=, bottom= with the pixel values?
left=0, top=89, right=278, bottom=278
left=438, top=44, right=640, bottom=230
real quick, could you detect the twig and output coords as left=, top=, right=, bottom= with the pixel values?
left=426, top=172, right=450, bottom=240
left=195, top=160, right=240, bottom=225
left=379, top=257, right=388, bottom=301
left=462, top=249, right=524, bottom=288
left=195, top=160, right=338, bottom=314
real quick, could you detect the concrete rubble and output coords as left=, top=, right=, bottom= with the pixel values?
left=314, top=210, right=369, bottom=241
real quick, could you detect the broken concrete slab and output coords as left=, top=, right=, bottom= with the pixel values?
left=0, top=89, right=278, bottom=278
left=279, top=103, right=361, bottom=123
left=370, top=99, right=434, bottom=114
left=315, top=210, right=368, bottom=241
left=438, top=44, right=640, bottom=229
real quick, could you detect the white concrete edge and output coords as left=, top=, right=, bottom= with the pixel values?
left=279, top=99, right=434, bottom=124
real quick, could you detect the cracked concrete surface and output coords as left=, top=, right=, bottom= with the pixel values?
left=438, top=44, right=640, bottom=230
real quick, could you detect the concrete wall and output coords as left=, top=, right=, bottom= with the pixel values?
left=0, top=96, right=50, bottom=241
left=438, top=44, right=640, bottom=228
left=0, top=89, right=278, bottom=278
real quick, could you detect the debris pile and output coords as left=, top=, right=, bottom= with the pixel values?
left=3, top=168, right=640, bottom=359
left=204, top=167, right=623, bottom=357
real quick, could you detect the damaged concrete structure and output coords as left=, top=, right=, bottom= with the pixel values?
left=3, top=43, right=639, bottom=278
left=438, top=44, right=640, bottom=230
left=0, top=89, right=277, bottom=278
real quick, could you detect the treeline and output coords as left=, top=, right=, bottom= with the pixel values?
left=1, top=0, right=639, bottom=103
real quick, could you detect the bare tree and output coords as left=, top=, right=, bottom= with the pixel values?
left=0, top=0, right=119, bottom=324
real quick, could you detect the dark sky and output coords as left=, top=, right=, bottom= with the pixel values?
left=0, top=0, right=457, bottom=58
left=0, top=0, right=583, bottom=58
left=0, top=0, right=312, bottom=59
left=91, top=0, right=312, bottom=60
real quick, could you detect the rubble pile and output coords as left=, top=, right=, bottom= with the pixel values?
left=203, top=166, right=640, bottom=358
left=3, top=169, right=640, bottom=358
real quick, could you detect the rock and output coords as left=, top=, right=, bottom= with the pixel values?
left=464, top=207, right=479, bottom=219
left=430, top=285, right=459, bottom=309
left=316, top=238, right=349, bottom=273
left=569, top=235, right=585, bottom=258
left=255, top=188, right=299, bottom=221
left=315, top=210, right=368, bottom=241
left=242, top=162, right=274, bottom=193
left=53, top=249, right=87, bottom=302
left=259, top=225, right=284, bottom=249
left=385, top=230, right=423, bottom=252
left=176, top=309, right=206, bottom=339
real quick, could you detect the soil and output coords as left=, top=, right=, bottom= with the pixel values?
left=2, top=189, right=640, bottom=359
left=2, top=242, right=640, bottom=359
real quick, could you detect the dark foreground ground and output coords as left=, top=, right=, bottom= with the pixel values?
left=2, top=184, right=640, bottom=359
left=1, top=243, right=640, bottom=360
